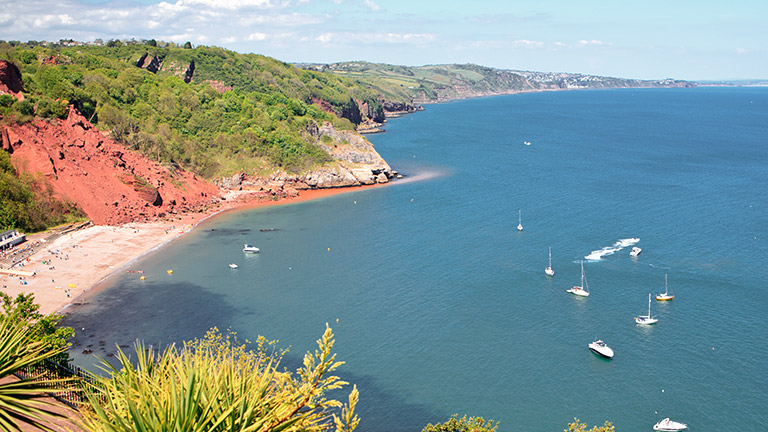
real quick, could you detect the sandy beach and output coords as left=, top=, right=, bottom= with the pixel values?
left=1, top=185, right=385, bottom=316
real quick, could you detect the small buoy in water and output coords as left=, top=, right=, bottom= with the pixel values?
left=336, top=318, right=339, bottom=323
left=354, top=201, right=357, bottom=204
left=167, top=269, right=173, bottom=274
left=661, top=389, right=664, bottom=393
left=328, top=247, right=330, bottom=251
left=410, top=198, right=414, bottom=202
left=140, top=276, right=146, bottom=280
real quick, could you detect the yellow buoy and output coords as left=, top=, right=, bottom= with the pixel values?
left=167, top=269, right=173, bottom=274
left=68, top=283, right=76, bottom=288
left=140, top=276, right=146, bottom=280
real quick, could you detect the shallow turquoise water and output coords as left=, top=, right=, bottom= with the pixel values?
left=65, top=87, right=768, bottom=431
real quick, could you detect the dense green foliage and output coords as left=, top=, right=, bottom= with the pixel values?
left=319, top=61, right=538, bottom=103
left=0, top=303, right=75, bottom=430
left=0, top=40, right=397, bottom=177
left=80, top=325, right=359, bottom=432
left=422, top=414, right=498, bottom=432
left=566, top=418, right=615, bottom=432
left=0, top=292, right=74, bottom=364
left=0, top=149, right=84, bottom=232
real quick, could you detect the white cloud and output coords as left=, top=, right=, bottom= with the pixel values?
left=314, top=31, right=435, bottom=46
left=182, top=0, right=273, bottom=10
left=248, top=32, right=267, bottom=41
left=316, top=32, right=334, bottom=44
left=578, top=39, right=613, bottom=46
left=362, top=0, right=380, bottom=11
left=513, top=39, right=544, bottom=48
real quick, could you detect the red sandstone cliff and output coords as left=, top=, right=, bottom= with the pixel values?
left=3, top=107, right=222, bottom=225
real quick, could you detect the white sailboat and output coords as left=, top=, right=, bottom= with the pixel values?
left=566, top=261, right=590, bottom=297
left=635, top=293, right=658, bottom=325
left=517, top=210, right=523, bottom=231
left=656, top=274, right=675, bottom=301
left=545, top=246, right=555, bottom=277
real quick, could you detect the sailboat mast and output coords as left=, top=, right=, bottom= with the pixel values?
left=648, top=293, right=652, bottom=316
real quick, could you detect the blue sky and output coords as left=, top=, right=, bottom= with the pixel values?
left=2, top=0, right=765, bottom=80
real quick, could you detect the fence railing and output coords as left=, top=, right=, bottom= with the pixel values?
left=14, top=358, right=104, bottom=409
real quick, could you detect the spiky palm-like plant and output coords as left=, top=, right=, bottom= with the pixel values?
left=0, top=313, right=74, bottom=431
left=80, top=324, right=359, bottom=432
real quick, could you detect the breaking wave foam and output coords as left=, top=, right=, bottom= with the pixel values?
left=584, top=237, right=639, bottom=261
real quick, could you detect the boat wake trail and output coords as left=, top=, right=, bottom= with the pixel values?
left=584, top=238, right=640, bottom=261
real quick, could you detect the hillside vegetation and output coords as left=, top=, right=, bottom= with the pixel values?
left=308, top=61, right=695, bottom=103
left=0, top=40, right=403, bottom=179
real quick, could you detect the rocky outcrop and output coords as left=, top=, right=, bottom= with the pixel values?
left=183, top=61, right=195, bottom=83
left=146, top=55, right=164, bottom=74
left=135, top=52, right=148, bottom=68
left=382, top=100, right=422, bottom=117
left=6, top=107, right=221, bottom=225
left=217, top=121, right=396, bottom=191
left=0, top=60, right=24, bottom=100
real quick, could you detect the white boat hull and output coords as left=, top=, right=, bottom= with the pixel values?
left=653, top=418, right=687, bottom=431
left=635, top=316, right=658, bottom=325
left=243, top=243, right=260, bottom=253
left=545, top=267, right=555, bottom=277
left=567, top=287, right=589, bottom=297
left=588, top=340, right=614, bottom=358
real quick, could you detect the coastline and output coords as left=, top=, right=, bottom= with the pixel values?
left=1, top=184, right=386, bottom=316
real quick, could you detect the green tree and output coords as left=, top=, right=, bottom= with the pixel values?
left=422, top=414, right=498, bottom=432
left=565, top=418, right=615, bottom=432
left=80, top=325, right=359, bottom=432
left=0, top=292, right=75, bottom=364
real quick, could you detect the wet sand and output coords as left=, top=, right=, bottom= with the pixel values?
left=1, top=185, right=385, bottom=315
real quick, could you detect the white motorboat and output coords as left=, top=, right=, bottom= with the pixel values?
left=588, top=340, right=614, bottom=358
left=545, top=246, right=555, bottom=277
left=630, top=246, right=642, bottom=257
left=243, top=244, right=260, bottom=253
left=656, top=274, right=675, bottom=301
left=517, top=210, right=523, bottom=231
left=566, top=261, right=590, bottom=297
left=229, top=263, right=239, bottom=269
left=635, top=293, right=659, bottom=325
left=653, top=418, right=687, bottom=431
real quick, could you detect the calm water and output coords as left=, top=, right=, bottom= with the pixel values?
left=64, top=88, right=768, bottom=431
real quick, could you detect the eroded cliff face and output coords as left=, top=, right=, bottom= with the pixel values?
left=216, top=121, right=396, bottom=191
left=4, top=107, right=221, bottom=225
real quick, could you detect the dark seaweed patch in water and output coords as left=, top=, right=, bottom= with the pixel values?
left=63, top=280, right=237, bottom=362
left=203, top=228, right=252, bottom=237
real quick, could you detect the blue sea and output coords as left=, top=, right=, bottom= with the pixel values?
left=64, top=87, right=768, bottom=431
